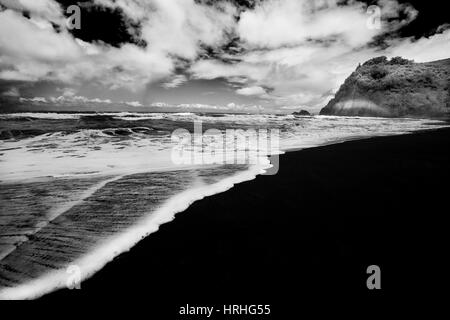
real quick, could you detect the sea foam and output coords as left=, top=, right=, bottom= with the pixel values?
left=0, top=161, right=270, bottom=299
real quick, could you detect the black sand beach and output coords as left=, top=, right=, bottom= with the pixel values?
left=41, top=127, right=450, bottom=311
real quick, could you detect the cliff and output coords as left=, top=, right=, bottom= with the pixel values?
left=320, top=56, right=450, bottom=118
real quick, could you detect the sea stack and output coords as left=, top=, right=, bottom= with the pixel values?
left=292, top=110, right=311, bottom=116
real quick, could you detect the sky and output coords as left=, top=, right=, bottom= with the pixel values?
left=0, top=0, right=449, bottom=114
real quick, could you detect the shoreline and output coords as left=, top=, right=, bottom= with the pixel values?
left=29, top=127, right=450, bottom=306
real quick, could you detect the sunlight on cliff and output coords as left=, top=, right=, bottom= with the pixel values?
left=334, top=99, right=391, bottom=116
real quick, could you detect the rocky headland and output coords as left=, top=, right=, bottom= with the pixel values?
left=320, top=56, right=450, bottom=118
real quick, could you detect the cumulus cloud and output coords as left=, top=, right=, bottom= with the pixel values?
left=281, top=105, right=305, bottom=110
left=48, top=95, right=112, bottom=104
left=0, top=0, right=64, bottom=22
left=387, top=29, right=450, bottom=62
left=0, top=0, right=236, bottom=90
left=236, top=86, right=266, bottom=96
left=57, top=87, right=77, bottom=97
left=1, top=87, right=19, bottom=97
left=161, top=75, right=187, bottom=89
left=0, top=6, right=174, bottom=88
left=0, top=9, right=82, bottom=80
left=125, top=101, right=143, bottom=107
left=189, top=0, right=446, bottom=111
left=20, top=94, right=149, bottom=108
left=150, top=102, right=264, bottom=112
left=1, top=0, right=449, bottom=112
left=151, top=102, right=170, bottom=107
left=19, top=96, right=48, bottom=103
left=20, top=88, right=113, bottom=105
left=237, top=0, right=380, bottom=48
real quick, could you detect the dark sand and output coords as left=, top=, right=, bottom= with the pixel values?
left=40, top=128, right=450, bottom=312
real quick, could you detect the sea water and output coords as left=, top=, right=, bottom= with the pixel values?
left=0, top=112, right=446, bottom=299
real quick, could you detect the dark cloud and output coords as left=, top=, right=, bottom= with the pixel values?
left=55, top=0, right=144, bottom=47
left=197, top=0, right=258, bottom=10
left=359, top=0, right=450, bottom=38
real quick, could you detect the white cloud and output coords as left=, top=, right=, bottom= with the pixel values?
left=48, top=94, right=112, bottom=104
left=236, top=86, right=266, bottom=96
left=237, top=0, right=418, bottom=49
left=0, top=10, right=81, bottom=61
left=0, top=0, right=236, bottom=90
left=281, top=105, right=304, bottom=110
left=91, top=98, right=113, bottom=104
left=238, top=0, right=379, bottom=48
left=57, top=87, right=77, bottom=97
left=125, top=101, right=143, bottom=107
left=225, top=102, right=263, bottom=112
left=151, top=102, right=264, bottom=112
left=151, top=102, right=170, bottom=107
left=189, top=0, right=444, bottom=111
left=161, top=75, right=187, bottom=89
left=0, top=7, right=173, bottom=88
left=41, top=88, right=111, bottom=104
left=0, top=0, right=64, bottom=22
left=2, top=87, right=19, bottom=97
left=20, top=96, right=48, bottom=103
left=0, top=0, right=448, bottom=112
left=19, top=95, right=114, bottom=105
left=386, top=29, right=450, bottom=62
left=0, top=9, right=82, bottom=81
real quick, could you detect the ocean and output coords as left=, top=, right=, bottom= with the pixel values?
left=0, top=112, right=447, bottom=299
